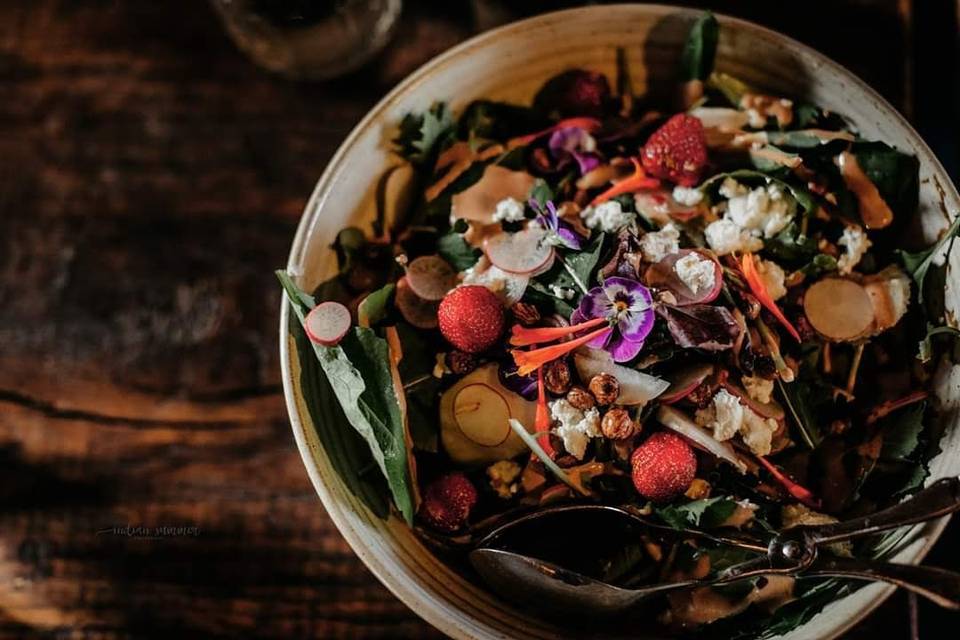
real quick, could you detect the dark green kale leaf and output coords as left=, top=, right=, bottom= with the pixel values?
left=680, top=12, right=719, bottom=81
left=852, top=141, right=920, bottom=219
left=358, top=283, right=395, bottom=327
left=529, top=232, right=606, bottom=314
left=762, top=222, right=818, bottom=265
left=656, top=496, right=739, bottom=529
left=394, top=102, right=455, bottom=167
left=437, top=221, right=481, bottom=271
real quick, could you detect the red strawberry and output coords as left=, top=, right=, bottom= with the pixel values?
left=640, top=114, right=708, bottom=187
left=438, top=285, right=505, bottom=353
left=631, top=432, right=697, bottom=502
left=419, top=472, right=479, bottom=533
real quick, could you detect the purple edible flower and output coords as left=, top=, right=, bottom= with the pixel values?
left=531, top=199, right=583, bottom=250
left=570, top=277, right=655, bottom=362
left=548, top=126, right=601, bottom=175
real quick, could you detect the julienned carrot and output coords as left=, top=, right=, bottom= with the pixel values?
left=510, top=316, right=607, bottom=346
left=741, top=252, right=801, bottom=342
left=590, top=158, right=660, bottom=205
left=512, top=325, right=612, bottom=376
left=535, top=367, right=556, bottom=458
left=507, top=116, right=602, bottom=148
left=756, top=455, right=821, bottom=509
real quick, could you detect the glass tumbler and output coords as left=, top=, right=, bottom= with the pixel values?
left=211, top=0, right=403, bottom=80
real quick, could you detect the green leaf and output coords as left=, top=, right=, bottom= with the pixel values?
left=777, top=377, right=826, bottom=449
left=393, top=102, right=454, bottom=166
left=437, top=227, right=481, bottom=271
left=358, top=283, right=395, bottom=327
left=918, top=324, right=960, bottom=363
left=532, top=232, right=605, bottom=305
left=278, top=271, right=414, bottom=524
left=680, top=12, right=719, bottom=81
left=879, top=401, right=927, bottom=461
left=763, top=222, right=818, bottom=265
left=852, top=141, right=920, bottom=218
left=896, top=215, right=960, bottom=303
left=394, top=323, right=440, bottom=453
left=796, top=253, right=838, bottom=278
left=656, top=496, right=739, bottom=529
left=530, top=179, right=555, bottom=208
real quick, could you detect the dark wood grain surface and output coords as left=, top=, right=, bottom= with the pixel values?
left=0, top=1, right=956, bottom=638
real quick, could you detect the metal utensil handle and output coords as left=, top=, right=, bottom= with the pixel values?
left=806, top=477, right=960, bottom=545
left=802, top=556, right=960, bottom=610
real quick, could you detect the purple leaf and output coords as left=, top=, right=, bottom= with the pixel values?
left=656, top=303, right=740, bottom=351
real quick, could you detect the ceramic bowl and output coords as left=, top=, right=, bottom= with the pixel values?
left=279, top=5, right=960, bottom=638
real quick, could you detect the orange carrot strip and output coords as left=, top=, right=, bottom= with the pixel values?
left=865, top=390, right=929, bottom=426
left=512, top=326, right=612, bottom=376
left=535, top=367, right=556, bottom=458
left=741, top=253, right=801, bottom=342
left=590, top=158, right=660, bottom=205
left=507, top=117, right=602, bottom=148
left=756, top=455, right=821, bottom=509
left=510, top=316, right=608, bottom=347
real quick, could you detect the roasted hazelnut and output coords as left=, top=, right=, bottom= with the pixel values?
left=565, top=385, right=596, bottom=411
left=601, top=407, right=637, bottom=440
left=588, top=372, right=620, bottom=405
left=511, top=301, right=541, bottom=327
left=447, top=351, right=478, bottom=375
left=543, top=359, right=572, bottom=394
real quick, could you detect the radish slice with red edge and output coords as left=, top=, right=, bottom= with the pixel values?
left=406, top=255, right=456, bottom=301
left=304, top=301, right=352, bottom=346
left=395, top=277, right=439, bottom=329
left=484, top=226, right=554, bottom=275
left=645, top=249, right=722, bottom=306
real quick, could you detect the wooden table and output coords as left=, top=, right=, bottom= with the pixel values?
left=0, top=1, right=956, bottom=637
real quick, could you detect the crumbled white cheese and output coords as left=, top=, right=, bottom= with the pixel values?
left=756, top=258, right=787, bottom=301
left=837, top=225, right=872, bottom=275
left=742, top=375, right=774, bottom=404
left=580, top=200, right=635, bottom=232
left=639, top=223, right=680, bottom=262
left=673, top=252, right=716, bottom=295
left=719, top=177, right=749, bottom=199
left=672, top=185, right=704, bottom=207
left=491, top=197, right=526, bottom=224
left=706, top=179, right=795, bottom=255
left=695, top=389, right=779, bottom=456
left=704, top=219, right=764, bottom=255
left=549, top=398, right=601, bottom=460
left=549, top=284, right=575, bottom=300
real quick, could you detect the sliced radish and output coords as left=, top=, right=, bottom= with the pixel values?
left=803, top=277, right=873, bottom=342
left=573, top=348, right=669, bottom=406
left=406, top=255, right=457, bottom=301
left=395, top=277, right=439, bottom=329
left=721, top=380, right=785, bottom=421
left=657, top=405, right=748, bottom=474
left=645, top=249, right=722, bottom=306
left=660, top=363, right=715, bottom=404
left=484, top=226, right=555, bottom=275
left=305, top=301, right=352, bottom=346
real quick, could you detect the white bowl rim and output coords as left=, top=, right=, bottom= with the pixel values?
left=279, top=4, right=957, bottom=638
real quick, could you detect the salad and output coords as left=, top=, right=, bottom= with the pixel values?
left=279, top=12, right=960, bottom=637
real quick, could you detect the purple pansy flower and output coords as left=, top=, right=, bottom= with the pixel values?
left=548, top=126, right=601, bottom=175
left=570, top=277, right=655, bottom=362
left=531, top=199, right=583, bottom=250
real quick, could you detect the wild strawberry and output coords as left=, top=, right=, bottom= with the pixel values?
left=631, top=432, right=697, bottom=502
left=419, top=472, right=478, bottom=533
left=640, top=114, right=708, bottom=187
left=438, top=286, right=505, bottom=353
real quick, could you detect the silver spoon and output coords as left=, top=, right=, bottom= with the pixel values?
left=470, top=477, right=960, bottom=615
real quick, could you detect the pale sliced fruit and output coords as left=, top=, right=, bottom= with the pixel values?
left=863, top=265, right=911, bottom=335
left=484, top=226, right=554, bottom=275
left=803, top=277, right=873, bottom=342
left=395, top=277, right=439, bottom=329
left=657, top=405, right=747, bottom=474
left=440, top=363, right=537, bottom=466
left=573, top=348, right=669, bottom=406
left=304, top=301, right=351, bottom=346
left=660, top=363, right=715, bottom=404
left=406, top=255, right=457, bottom=301
left=450, top=165, right=536, bottom=224
left=690, top=107, right=750, bottom=131
left=721, top=381, right=785, bottom=421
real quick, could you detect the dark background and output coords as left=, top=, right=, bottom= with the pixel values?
left=0, top=1, right=957, bottom=637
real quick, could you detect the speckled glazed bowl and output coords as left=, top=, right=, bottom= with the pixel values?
left=279, top=5, right=960, bottom=638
